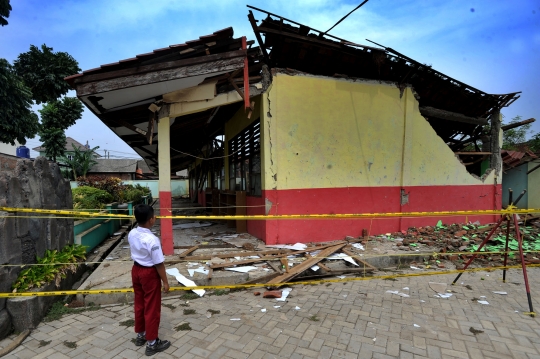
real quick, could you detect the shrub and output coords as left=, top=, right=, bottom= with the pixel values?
left=76, top=176, right=125, bottom=202
left=72, top=186, right=113, bottom=210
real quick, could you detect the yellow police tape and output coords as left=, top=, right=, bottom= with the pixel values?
left=1, top=206, right=540, bottom=220
left=1, top=263, right=538, bottom=298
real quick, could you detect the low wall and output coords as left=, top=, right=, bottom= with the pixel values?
left=0, top=156, right=75, bottom=339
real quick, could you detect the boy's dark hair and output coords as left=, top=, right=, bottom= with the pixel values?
left=134, top=204, right=154, bottom=224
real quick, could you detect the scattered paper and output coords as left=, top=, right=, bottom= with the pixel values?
left=261, top=308, right=266, bottom=313
left=328, top=253, right=358, bottom=266
left=373, top=338, right=376, bottom=342
left=414, top=324, right=420, bottom=328
left=274, top=306, right=281, bottom=308
left=276, top=288, right=292, bottom=302
left=336, top=275, right=346, bottom=279
left=230, top=318, right=241, bottom=321
left=114, top=232, right=122, bottom=236
left=224, top=266, right=258, bottom=273
left=410, top=266, right=421, bottom=270
left=386, top=290, right=410, bottom=298
left=165, top=268, right=205, bottom=297
left=435, top=293, right=453, bottom=299
left=266, top=243, right=307, bottom=250
left=295, top=306, right=301, bottom=310
left=478, top=300, right=489, bottom=305
left=122, top=246, right=130, bottom=249
left=493, top=291, right=507, bottom=295
left=173, top=222, right=213, bottom=229
left=420, top=300, right=426, bottom=303
left=311, top=265, right=320, bottom=271
left=206, top=312, right=212, bottom=318
left=188, top=267, right=209, bottom=277
left=403, top=287, right=409, bottom=290
left=351, top=243, right=365, bottom=250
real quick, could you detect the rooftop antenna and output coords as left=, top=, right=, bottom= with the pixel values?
left=322, top=0, right=370, bottom=36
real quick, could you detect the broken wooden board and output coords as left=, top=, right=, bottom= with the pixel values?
left=209, top=255, right=287, bottom=269
left=178, top=245, right=199, bottom=258
left=241, top=272, right=281, bottom=285
left=266, top=243, right=347, bottom=285
left=266, top=260, right=283, bottom=273
left=342, top=248, right=378, bottom=271
left=180, top=249, right=290, bottom=261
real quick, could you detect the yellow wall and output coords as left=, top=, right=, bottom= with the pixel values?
left=262, top=74, right=500, bottom=190
left=529, top=161, right=540, bottom=209
left=224, top=96, right=262, bottom=190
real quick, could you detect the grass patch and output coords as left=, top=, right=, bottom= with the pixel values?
left=183, top=309, right=196, bottom=315
left=383, top=278, right=397, bottom=281
left=325, top=283, right=332, bottom=287
left=162, top=303, right=176, bottom=311
left=180, top=292, right=200, bottom=300
left=207, top=309, right=220, bottom=315
left=38, top=340, right=51, bottom=348
left=229, top=287, right=245, bottom=293
left=175, top=323, right=192, bottom=331
left=465, top=285, right=473, bottom=290
left=179, top=303, right=190, bottom=307
left=209, top=289, right=228, bottom=296
left=44, top=302, right=100, bottom=322
left=119, top=319, right=135, bottom=327
left=63, top=340, right=77, bottom=349
left=308, top=315, right=320, bottom=322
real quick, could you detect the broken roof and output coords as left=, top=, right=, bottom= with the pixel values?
left=89, top=159, right=138, bottom=173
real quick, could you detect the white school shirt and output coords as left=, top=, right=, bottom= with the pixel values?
left=128, top=226, right=165, bottom=267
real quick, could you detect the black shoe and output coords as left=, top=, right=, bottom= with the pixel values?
left=134, top=335, right=146, bottom=346
left=145, top=338, right=171, bottom=356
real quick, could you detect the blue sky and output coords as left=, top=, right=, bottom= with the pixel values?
left=1, top=0, right=539, bottom=158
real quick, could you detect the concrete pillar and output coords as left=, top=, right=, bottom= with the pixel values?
left=158, top=117, right=174, bottom=255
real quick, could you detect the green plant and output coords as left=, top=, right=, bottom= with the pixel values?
left=183, top=309, right=196, bottom=315
left=60, top=144, right=99, bottom=179
left=12, top=244, right=87, bottom=292
left=76, top=176, right=125, bottom=202
left=175, top=323, right=192, bottom=331
left=72, top=186, right=113, bottom=210
left=44, top=301, right=99, bottom=322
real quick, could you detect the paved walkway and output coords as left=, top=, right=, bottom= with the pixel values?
left=2, top=268, right=540, bottom=359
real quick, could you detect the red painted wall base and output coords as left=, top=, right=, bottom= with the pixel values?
left=159, top=191, right=174, bottom=255
left=246, top=185, right=501, bottom=245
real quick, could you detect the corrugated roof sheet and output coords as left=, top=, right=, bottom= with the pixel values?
left=89, top=159, right=138, bottom=173
left=501, top=149, right=538, bottom=169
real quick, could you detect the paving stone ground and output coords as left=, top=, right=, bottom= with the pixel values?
left=2, top=267, right=540, bottom=359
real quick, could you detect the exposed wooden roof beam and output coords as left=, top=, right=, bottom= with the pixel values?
left=419, top=107, right=488, bottom=126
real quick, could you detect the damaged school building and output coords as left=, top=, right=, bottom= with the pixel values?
left=65, top=7, right=520, bottom=254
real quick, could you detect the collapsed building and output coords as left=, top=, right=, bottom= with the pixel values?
left=65, top=7, right=520, bottom=253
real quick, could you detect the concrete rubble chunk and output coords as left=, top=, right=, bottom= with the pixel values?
left=6, top=296, right=41, bottom=332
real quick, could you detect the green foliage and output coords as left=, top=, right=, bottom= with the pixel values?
left=502, top=115, right=540, bottom=152
left=60, top=144, right=99, bottom=179
left=72, top=186, right=113, bottom=210
left=0, top=59, right=40, bottom=145
left=13, top=44, right=80, bottom=104
left=38, top=98, right=84, bottom=162
left=0, top=0, right=11, bottom=27
left=77, top=176, right=125, bottom=202
left=44, top=301, right=100, bottom=322
left=12, top=244, right=87, bottom=292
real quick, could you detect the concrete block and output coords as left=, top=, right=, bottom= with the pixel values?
left=6, top=296, right=41, bottom=332
left=0, top=309, right=11, bottom=340
left=47, top=218, right=58, bottom=250
left=0, top=213, right=21, bottom=265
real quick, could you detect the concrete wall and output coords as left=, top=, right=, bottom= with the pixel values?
left=528, top=161, right=540, bottom=209
left=502, top=165, right=529, bottom=208
left=255, top=73, right=501, bottom=244
left=0, top=140, right=19, bottom=156
left=0, top=156, right=74, bottom=339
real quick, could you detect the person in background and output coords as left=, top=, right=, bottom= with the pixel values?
left=128, top=204, right=171, bottom=356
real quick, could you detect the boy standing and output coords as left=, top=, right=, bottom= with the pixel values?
left=129, top=204, right=171, bottom=356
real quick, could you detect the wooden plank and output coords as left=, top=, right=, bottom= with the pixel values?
left=454, top=152, right=491, bottom=155
left=209, top=255, right=286, bottom=269
left=207, top=268, right=213, bottom=280
left=266, top=243, right=347, bottom=285
left=76, top=57, right=245, bottom=97
left=181, top=249, right=290, bottom=261
left=280, top=258, right=289, bottom=273
left=266, top=260, right=283, bottom=273
left=419, top=106, right=488, bottom=126
left=73, top=49, right=247, bottom=85
left=317, top=262, right=332, bottom=272
left=241, top=272, right=280, bottom=285
left=178, top=245, right=199, bottom=258
left=501, top=118, right=535, bottom=131
left=342, top=248, right=378, bottom=271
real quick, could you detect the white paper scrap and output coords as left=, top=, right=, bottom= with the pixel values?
left=230, top=318, right=241, bottom=321
left=386, top=290, right=410, bottom=298
left=414, top=324, right=420, bottom=328
left=311, top=265, right=320, bottom=271
left=336, top=275, right=346, bottom=279
left=187, top=267, right=209, bottom=277
left=437, top=293, right=453, bottom=299
left=352, top=243, right=365, bottom=250
left=274, top=306, right=281, bottom=308
left=403, top=287, right=409, bottom=290
left=493, top=291, right=508, bottom=295
left=266, top=243, right=307, bottom=250
left=224, top=266, right=257, bottom=273
left=165, top=268, right=205, bottom=297
left=295, top=306, right=301, bottom=310
left=478, top=300, right=489, bottom=305
left=261, top=308, right=266, bottom=313
left=328, top=253, right=358, bottom=266
left=410, top=266, right=421, bottom=270
left=276, top=288, right=292, bottom=302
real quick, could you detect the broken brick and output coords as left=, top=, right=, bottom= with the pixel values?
left=448, top=255, right=459, bottom=261
left=263, top=291, right=282, bottom=299
left=253, top=292, right=261, bottom=296
left=454, top=230, right=467, bottom=237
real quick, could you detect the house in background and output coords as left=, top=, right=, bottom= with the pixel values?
left=32, top=137, right=101, bottom=163
left=66, top=7, right=521, bottom=250
left=0, top=139, right=20, bottom=157
left=501, top=149, right=540, bottom=209
left=87, top=159, right=147, bottom=180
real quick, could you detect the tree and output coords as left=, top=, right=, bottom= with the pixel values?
left=38, top=97, right=83, bottom=161
left=60, top=144, right=99, bottom=179
left=13, top=44, right=80, bottom=104
left=0, top=0, right=11, bottom=27
left=0, top=59, right=40, bottom=145
left=502, top=115, right=540, bottom=153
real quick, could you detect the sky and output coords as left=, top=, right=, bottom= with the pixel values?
left=1, top=0, right=539, bottom=158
